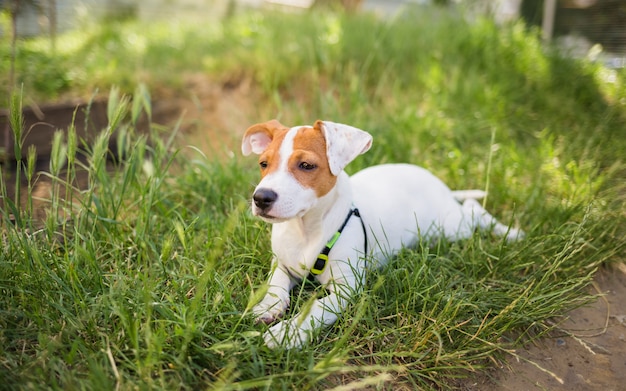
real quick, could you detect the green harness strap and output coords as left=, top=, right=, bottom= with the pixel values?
left=308, top=208, right=367, bottom=279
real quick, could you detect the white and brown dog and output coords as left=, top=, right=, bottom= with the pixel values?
left=242, top=119, right=523, bottom=349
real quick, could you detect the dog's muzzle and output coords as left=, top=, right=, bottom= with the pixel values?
left=253, top=188, right=278, bottom=212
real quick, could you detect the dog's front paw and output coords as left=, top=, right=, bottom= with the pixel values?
left=263, top=319, right=310, bottom=349
left=252, top=296, right=289, bottom=325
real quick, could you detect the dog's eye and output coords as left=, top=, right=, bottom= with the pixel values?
left=259, top=161, right=268, bottom=169
left=299, top=162, right=317, bottom=171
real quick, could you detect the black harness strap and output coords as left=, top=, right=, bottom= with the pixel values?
left=308, top=207, right=368, bottom=280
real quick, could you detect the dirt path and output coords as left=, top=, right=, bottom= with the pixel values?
left=462, top=263, right=626, bottom=391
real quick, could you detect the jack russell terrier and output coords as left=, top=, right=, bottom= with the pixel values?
left=242, top=119, right=523, bottom=349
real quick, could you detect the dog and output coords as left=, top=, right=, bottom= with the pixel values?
left=241, top=119, right=523, bottom=349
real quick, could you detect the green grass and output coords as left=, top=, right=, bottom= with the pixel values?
left=2, top=5, right=626, bottom=390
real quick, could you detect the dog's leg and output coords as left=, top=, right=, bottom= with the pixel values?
left=451, top=189, right=487, bottom=202
left=263, top=274, right=360, bottom=349
left=461, top=198, right=524, bottom=241
left=252, top=259, right=296, bottom=324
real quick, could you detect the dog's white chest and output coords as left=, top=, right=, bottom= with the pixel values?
left=271, top=221, right=321, bottom=278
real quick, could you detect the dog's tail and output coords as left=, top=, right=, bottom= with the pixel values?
left=451, top=189, right=487, bottom=202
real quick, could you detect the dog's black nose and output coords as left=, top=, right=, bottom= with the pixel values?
left=253, top=188, right=278, bottom=210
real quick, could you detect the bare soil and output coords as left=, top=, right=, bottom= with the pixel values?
left=462, top=263, right=626, bottom=391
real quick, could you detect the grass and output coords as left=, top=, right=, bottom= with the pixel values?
left=1, top=4, right=626, bottom=390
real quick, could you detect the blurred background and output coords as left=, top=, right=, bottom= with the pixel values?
left=3, top=0, right=626, bottom=56
left=1, top=0, right=624, bottom=161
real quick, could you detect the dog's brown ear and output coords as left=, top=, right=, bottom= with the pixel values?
left=241, top=119, right=287, bottom=156
left=314, top=120, right=372, bottom=175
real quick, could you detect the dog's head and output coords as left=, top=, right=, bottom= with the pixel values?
left=242, top=119, right=372, bottom=222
